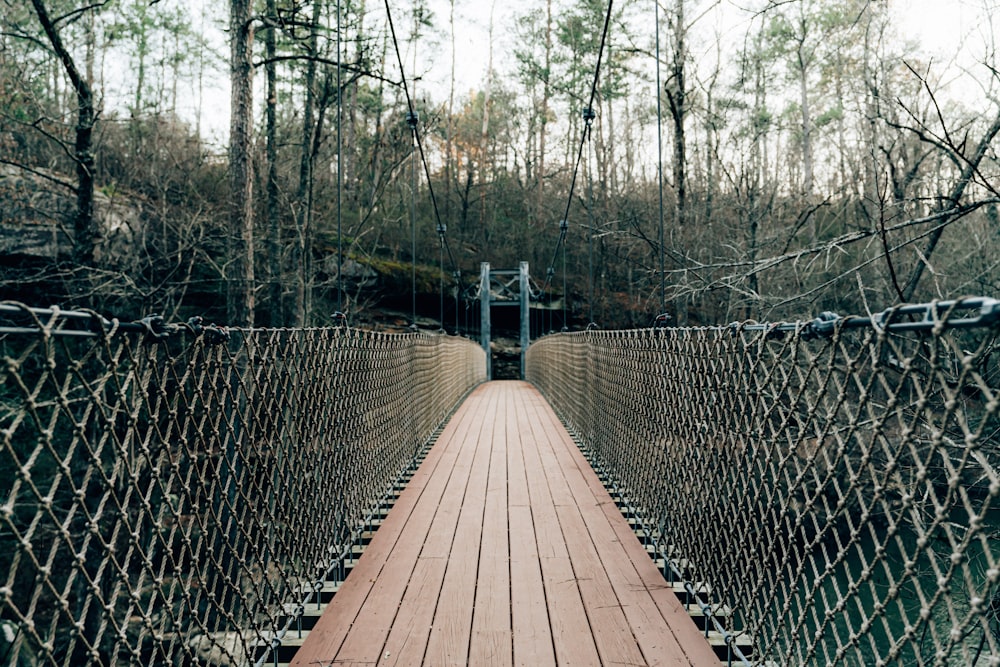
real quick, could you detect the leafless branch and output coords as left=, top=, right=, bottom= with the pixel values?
left=53, top=1, right=110, bottom=28
left=0, top=159, right=76, bottom=191
left=253, top=55, right=398, bottom=87
left=872, top=159, right=904, bottom=300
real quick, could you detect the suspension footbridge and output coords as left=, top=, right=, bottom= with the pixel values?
left=2, top=297, right=999, bottom=666
left=4, top=0, right=1000, bottom=662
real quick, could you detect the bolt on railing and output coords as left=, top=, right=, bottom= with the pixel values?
left=0, top=302, right=485, bottom=666
left=527, top=297, right=1000, bottom=667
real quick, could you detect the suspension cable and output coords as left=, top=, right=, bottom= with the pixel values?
left=586, top=108, right=595, bottom=325
left=409, top=111, right=418, bottom=325
left=336, top=0, right=344, bottom=314
left=439, top=223, right=445, bottom=330
left=654, top=0, right=666, bottom=314
left=384, top=0, right=463, bottom=328
left=539, top=0, right=614, bottom=302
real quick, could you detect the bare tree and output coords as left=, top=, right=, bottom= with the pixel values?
left=899, top=96, right=1000, bottom=301
left=29, top=0, right=97, bottom=266
left=264, top=0, right=282, bottom=326
left=229, top=0, right=255, bottom=325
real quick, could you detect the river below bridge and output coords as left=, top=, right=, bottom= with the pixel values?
left=757, top=501, right=1000, bottom=666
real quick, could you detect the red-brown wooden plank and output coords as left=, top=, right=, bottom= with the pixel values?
left=516, top=388, right=603, bottom=666
left=467, top=382, right=513, bottom=665
left=335, top=385, right=497, bottom=665
left=375, top=385, right=502, bottom=667
left=290, top=384, right=491, bottom=666
left=526, top=383, right=722, bottom=666
left=292, top=381, right=719, bottom=667
left=507, top=386, right=556, bottom=667
left=563, top=432, right=725, bottom=665
left=420, top=386, right=499, bottom=666
left=522, top=387, right=648, bottom=666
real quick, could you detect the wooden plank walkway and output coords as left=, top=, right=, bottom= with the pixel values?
left=290, top=381, right=720, bottom=667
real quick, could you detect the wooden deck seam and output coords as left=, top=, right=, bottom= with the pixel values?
left=408, top=386, right=495, bottom=667
left=510, top=381, right=559, bottom=666
left=370, top=382, right=497, bottom=666
left=420, top=382, right=503, bottom=666
left=467, top=380, right=512, bottom=666
left=534, top=391, right=722, bottom=666
left=533, top=398, right=690, bottom=666
left=288, top=382, right=487, bottom=666
left=525, top=388, right=647, bottom=666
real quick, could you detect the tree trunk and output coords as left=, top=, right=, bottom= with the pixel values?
left=294, top=1, right=322, bottom=326
left=30, top=0, right=97, bottom=267
left=479, top=1, right=496, bottom=250
left=537, top=0, right=552, bottom=223
left=133, top=0, right=149, bottom=115
left=795, top=10, right=814, bottom=199
left=445, top=0, right=455, bottom=230
left=669, top=0, right=686, bottom=228
left=666, top=0, right=687, bottom=323
left=265, top=0, right=282, bottom=325
left=798, top=49, right=813, bottom=199
left=346, top=0, right=363, bottom=200
left=228, top=0, right=255, bottom=326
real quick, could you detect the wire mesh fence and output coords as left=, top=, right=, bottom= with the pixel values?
left=527, top=298, right=1000, bottom=667
left=0, top=303, right=485, bottom=666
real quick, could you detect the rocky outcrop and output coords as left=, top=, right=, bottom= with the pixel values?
left=0, top=164, right=143, bottom=263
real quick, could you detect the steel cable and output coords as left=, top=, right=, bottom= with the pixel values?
left=539, top=0, right=615, bottom=299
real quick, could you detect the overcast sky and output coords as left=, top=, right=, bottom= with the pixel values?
left=181, top=0, right=999, bottom=144
left=407, top=0, right=998, bottom=99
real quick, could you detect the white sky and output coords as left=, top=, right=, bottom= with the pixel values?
left=420, top=1, right=996, bottom=85
left=176, top=0, right=999, bottom=144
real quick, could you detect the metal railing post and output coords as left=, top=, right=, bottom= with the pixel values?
left=480, top=261, right=492, bottom=380
left=519, top=261, right=529, bottom=379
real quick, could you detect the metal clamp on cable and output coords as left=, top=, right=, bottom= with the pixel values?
left=582, top=106, right=596, bottom=124
left=185, top=316, right=230, bottom=345
left=138, top=315, right=172, bottom=341
left=802, top=311, right=840, bottom=340
left=405, top=110, right=419, bottom=127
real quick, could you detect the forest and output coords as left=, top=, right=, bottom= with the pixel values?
left=2, top=0, right=999, bottom=331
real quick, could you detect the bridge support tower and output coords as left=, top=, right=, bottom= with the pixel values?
left=479, top=261, right=531, bottom=381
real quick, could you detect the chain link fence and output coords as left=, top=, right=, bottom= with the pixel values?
left=527, top=298, right=1000, bottom=667
left=0, top=303, right=485, bottom=666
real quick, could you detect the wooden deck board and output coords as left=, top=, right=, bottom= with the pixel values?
left=291, top=381, right=719, bottom=667
left=516, top=388, right=603, bottom=666
left=523, top=388, right=650, bottom=667
left=508, top=388, right=556, bottom=667
left=527, top=387, right=722, bottom=666
left=374, top=390, right=498, bottom=667
left=467, top=383, right=513, bottom=666
left=288, top=382, right=487, bottom=665
left=420, top=383, right=502, bottom=667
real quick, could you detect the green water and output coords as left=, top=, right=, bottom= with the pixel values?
left=757, top=504, right=1000, bottom=666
